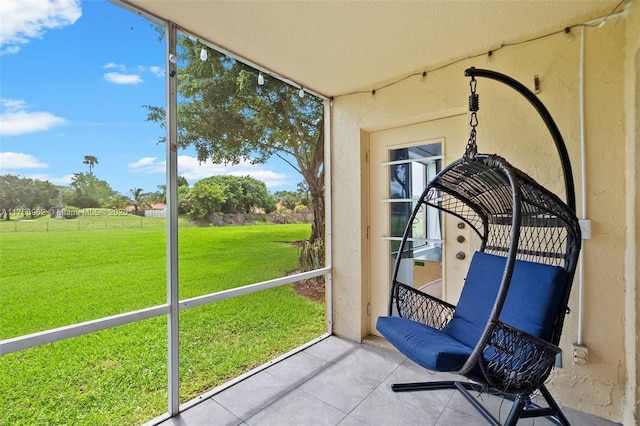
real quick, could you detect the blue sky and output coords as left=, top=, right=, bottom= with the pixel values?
left=0, top=0, right=300, bottom=195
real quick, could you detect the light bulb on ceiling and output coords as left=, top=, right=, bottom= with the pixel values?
left=298, top=87, right=305, bottom=98
left=258, top=72, right=265, bottom=85
left=200, top=46, right=208, bottom=61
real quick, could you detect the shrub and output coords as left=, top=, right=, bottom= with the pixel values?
left=293, top=204, right=310, bottom=214
left=298, top=239, right=325, bottom=272
left=63, top=206, right=80, bottom=219
left=271, top=208, right=292, bottom=224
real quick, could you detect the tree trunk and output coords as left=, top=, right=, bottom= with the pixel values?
left=309, top=189, right=324, bottom=244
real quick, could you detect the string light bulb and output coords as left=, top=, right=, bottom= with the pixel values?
left=258, top=72, right=265, bottom=85
left=298, top=87, right=305, bottom=98
left=200, top=46, right=208, bottom=61
left=168, top=53, right=178, bottom=64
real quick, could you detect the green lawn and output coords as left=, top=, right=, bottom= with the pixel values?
left=0, top=221, right=325, bottom=425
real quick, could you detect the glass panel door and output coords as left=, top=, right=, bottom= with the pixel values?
left=385, top=143, right=443, bottom=298
left=368, top=113, right=468, bottom=336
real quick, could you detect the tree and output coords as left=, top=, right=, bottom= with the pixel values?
left=296, top=181, right=310, bottom=206
left=176, top=176, right=189, bottom=188
left=0, top=174, right=23, bottom=220
left=273, top=190, right=300, bottom=211
left=198, top=175, right=274, bottom=214
left=129, top=187, right=151, bottom=215
left=157, top=176, right=189, bottom=203
left=83, top=155, right=99, bottom=174
left=107, top=193, right=130, bottom=210
left=146, top=38, right=324, bottom=242
left=69, top=173, right=116, bottom=208
left=58, top=186, right=74, bottom=206
left=177, top=185, right=191, bottom=214
left=21, top=178, right=57, bottom=218
left=145, top=190, right=165, bottom=204
left=186, top=180, right=226, bottom=219
left=0, top=175, right=57, bottom=220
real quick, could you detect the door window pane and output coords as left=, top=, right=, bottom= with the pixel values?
left=388, top=142, right=442, bottom=295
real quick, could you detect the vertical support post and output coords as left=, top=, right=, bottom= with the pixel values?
left=323, top=98, right=333, bottom=333
left=166, top=22, right=180, bottom=416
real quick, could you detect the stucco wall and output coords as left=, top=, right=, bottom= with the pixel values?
left=545, top=18, right=626, bottom=421
left=624, top=1, right=640, bottom=424
left=330, top=4, right=637, bottom=423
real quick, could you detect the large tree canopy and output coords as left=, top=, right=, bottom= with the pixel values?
left=202, top=175, right=275, bottom=214
left=69, top=173, right=117, bottom=209
left=0, top=175, right=57, bottom=220
left=186, top=179, right=226, bottom=219
left=146, top=37, right=325, bottom=242
left=183, top=175, right=275, bottom=219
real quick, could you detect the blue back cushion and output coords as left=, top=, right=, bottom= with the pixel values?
left=444, top=252, right=568, bottom=348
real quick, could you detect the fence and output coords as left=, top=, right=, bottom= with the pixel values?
left=144, top=209, right=167, bottom=218
left=0, top=218, right=166, bottom=233
left=0, top=211, right=312, bottom=233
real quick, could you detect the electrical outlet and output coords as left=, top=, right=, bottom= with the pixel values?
left=573, top=344, right=589, bottom=365
left=579, top=219, right=591, bottom=239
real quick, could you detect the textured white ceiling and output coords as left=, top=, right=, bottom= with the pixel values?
left=122, top=0, right=622, bottom=97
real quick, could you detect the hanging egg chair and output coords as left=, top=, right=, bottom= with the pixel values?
left=376, top=68, right=582, bottom=426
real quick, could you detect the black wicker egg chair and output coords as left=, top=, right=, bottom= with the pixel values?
left=376, top=68, right=582, bottom=426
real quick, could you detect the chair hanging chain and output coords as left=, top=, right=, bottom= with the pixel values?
left=465, top=77, right=480, bottom=160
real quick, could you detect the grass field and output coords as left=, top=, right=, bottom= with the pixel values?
left=0, top=218, right=325, bottom=425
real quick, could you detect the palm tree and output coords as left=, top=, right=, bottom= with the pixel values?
left=129, top=187, right=149, bottom=215
left=83, top=155, right=99, bottom=174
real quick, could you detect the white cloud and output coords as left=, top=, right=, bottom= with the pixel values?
left=103, top=63, right=163, bottom=83
left=0, top=0, right=81, bottom=54
left=127, top=157, right=164, bottom=173
left=1, top=99, right=28, bottom=111
left=104, top=72, right=143, bottom=85
left=0, top=46, right=20, bottom=55
left=237, top=169, right=293, bottom=188
left=0, top=152, right=48, bottom=170
left=102, top=62, right=125, bottom=71
left=128, top=155, right=295, bottom=189
left=149, top=66, right=164, bottom=77
left=0, top=98, right=67, bottom=136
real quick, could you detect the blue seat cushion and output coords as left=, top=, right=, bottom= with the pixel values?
left=444, top=252, right=568, bottom=348
left=376, top=316, right=472, bottom=371
left=376, top=252, right=568, bottom=373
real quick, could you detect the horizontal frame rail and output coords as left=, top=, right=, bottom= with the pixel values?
left=0, top=305, right=170, bottom=355
left=178, top=267, right=331, bottom=310
left=380, top=198, right=421, bottom=203
left=0, top=267, right=330, bottom=356
left=380, top=155, right=444, bottom=167
left=381, top=236, right=443, bottom=243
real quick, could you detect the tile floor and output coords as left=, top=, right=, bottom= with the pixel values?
left=157, top=336, right=620, bottom=426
